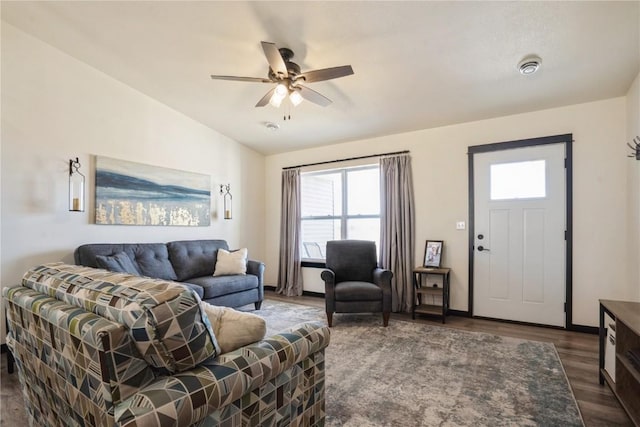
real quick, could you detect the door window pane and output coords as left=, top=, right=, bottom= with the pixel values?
left=490, top=160, right=546, bottom=200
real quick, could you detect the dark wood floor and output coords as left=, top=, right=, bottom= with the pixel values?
left=266, top=290, right=633, bottom=427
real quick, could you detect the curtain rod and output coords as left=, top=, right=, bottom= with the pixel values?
left=282, top=150, right=410, bottom=170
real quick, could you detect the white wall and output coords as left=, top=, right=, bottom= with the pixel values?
left=265, top=97, right=629, bottom=327
left=1, top=24, right=266, bottom=341
left=627, top=72, right=640, bottom=301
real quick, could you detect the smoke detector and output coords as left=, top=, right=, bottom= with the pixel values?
left=518, top=56, right=542, bottom=75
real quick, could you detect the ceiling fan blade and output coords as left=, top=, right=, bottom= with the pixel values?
left=297, top=65, right=354, bottom=83
left=261, top=41, right=288, bottom=78
left=298, top=85, right=332, bottom=107
left=255, top=87, right=275, bottom=107
left=210, top=75, right=272, bottom=83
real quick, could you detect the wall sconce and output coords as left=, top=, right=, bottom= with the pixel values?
left=69, top=157, right=85, bottom=212
left=627, top=136, right=639, bottom=160
left=220, top=184, right=232, bottom=219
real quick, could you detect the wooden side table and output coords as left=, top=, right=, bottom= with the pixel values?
left=412, top=267, right=450, bottom=323
left=598, top=300, right=640, bottom=425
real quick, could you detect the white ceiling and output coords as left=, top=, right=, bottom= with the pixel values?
left=2, top=1, right=639, bottom=155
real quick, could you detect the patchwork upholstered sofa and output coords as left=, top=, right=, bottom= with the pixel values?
left=74, top=239, right=264, bottom=309
left=4, top=263, right=329, bottom=426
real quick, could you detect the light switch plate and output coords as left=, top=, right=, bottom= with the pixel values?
left=456, top=221, right=466, bottom=230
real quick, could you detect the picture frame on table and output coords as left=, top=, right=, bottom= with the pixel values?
left=423, top=240, right=443, bottom=268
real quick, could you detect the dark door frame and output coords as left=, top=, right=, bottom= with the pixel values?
left=467, top=134, right=575, bottom=330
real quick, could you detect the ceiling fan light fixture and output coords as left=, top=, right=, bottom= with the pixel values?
left=274, top=83, right=288, bottom=96
left=269, top=94, right=284, bottom=108
left=518, top=56, right=542, bottom=75
left=269, top=83, right=288, bottom=107
left=289, top=90, right=303, bottom=106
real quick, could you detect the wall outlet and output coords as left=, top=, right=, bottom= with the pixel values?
left=456, top=221, right=466, bottom=230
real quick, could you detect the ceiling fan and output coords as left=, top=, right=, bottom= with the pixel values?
left=210, top=41, right=354, bottom=109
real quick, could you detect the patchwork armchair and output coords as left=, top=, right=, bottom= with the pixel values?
left=321, top=240, right=393, bottom=327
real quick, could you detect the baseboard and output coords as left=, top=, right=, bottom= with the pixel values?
left=302, top=290, right=325, bottom=298
left=448, top=309, right=470, bottom=317
left=264, top=286, right=325, bottom=299
left=568, top=324, right=598, bottom=335
left=473, top=315, right=566, bottom=330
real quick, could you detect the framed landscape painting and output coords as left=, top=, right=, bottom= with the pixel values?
left=95, top=156, right=211, bottom=226
left=424, top=240, right=443, bottom=268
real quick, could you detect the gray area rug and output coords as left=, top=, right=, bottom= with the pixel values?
left=253, top=300, right=584, bottom=427
left=1, top=299, right=583, bottom=426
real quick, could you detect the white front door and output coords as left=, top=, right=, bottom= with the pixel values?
left=473, top=143, right=566, bottom=327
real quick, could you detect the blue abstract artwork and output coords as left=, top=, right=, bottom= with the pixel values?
left=95, top=156, right=211, bottom=226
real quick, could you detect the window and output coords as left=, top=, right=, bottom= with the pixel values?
left=301, top=165, right=380, bottom=260
left=490, top=160, right=546, bottom=200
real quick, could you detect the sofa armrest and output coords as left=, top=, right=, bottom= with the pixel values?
left=114, top=322, right=330, bottom=427
left=247, top=259, right=265, bottom=300
left=246, top=259, right=264, bottom=283
left=4, top=285, right=157, bottom=425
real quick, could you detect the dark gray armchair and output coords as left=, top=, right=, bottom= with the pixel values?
left=321, top=240, right=393, bottom=327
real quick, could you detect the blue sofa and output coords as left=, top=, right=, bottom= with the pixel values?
left=74, top=239, right=264, bottom=309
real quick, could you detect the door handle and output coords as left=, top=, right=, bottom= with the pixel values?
left=477, top=245, right=490, bottom=252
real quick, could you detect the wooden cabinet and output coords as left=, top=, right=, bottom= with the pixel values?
left=412, top=267, right=450, bottom=323
left=599, top=300, right=640, bottom=426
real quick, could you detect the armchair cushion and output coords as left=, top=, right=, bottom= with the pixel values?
left=325, top=240, right=377, bottom=283
left=335, top=281, right=383, bottom=301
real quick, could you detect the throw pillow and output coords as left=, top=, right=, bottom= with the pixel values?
left=95, top=252, right=140, bottom=275
left=200, top=302, right=266, bottom=353
left=213, top=248, right=247, bottom=276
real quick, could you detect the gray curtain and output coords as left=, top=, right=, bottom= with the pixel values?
left=380, top=154, right=415, bottom=312
left=277, top=168, right=303, bottom=296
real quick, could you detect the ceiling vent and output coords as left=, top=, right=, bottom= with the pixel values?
left=518, top=56, right=542, bottom=75
left=265, top=122, right=280, bottom=131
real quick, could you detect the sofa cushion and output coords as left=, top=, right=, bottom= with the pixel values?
left=75, top=243, right=135, bottom=268
left=180, top=282, right=205, bottom=299
left=21, top=263, right=219, bottom=374
left=75, top=243, right=178, bottom=281
left=213, top=248, right=247, bottom=276
left=129, top=244, right=178, bottom=281
left=96, top=251, right=141, bottom=275
left=186, top=274, right=259, bottom=299
left=201, top=302, right=266, bottom=353
left=167, top=240, right=229, bottom=281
